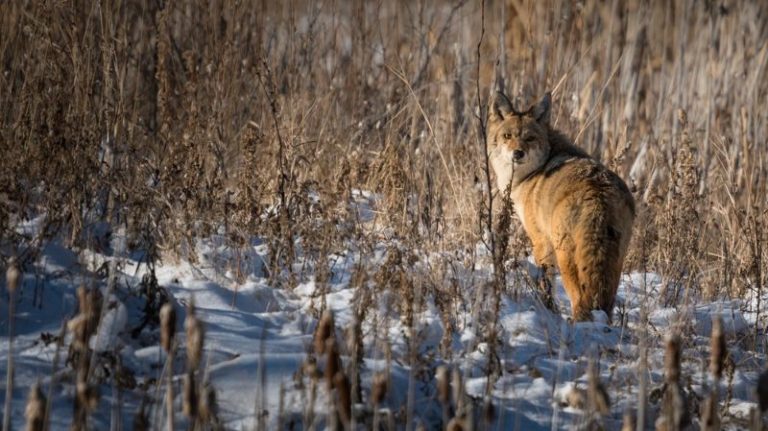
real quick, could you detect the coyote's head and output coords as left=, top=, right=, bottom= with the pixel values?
left=487, top=91, right=551, bottom=192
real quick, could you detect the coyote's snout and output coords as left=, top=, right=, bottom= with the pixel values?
left=487, top=91, right=635, bottom=321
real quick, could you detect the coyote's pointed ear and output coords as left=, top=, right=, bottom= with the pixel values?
left=490, top=91, right=514, bottom=123
left=531, top=92, right=551, bottom=124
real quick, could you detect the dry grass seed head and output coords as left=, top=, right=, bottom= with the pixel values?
left=324, top=337, right=341, bottom=389
left=621, top=409, right=635, bottom=431
left=5, top=257, right=20, bottom=294
left=333, top=371, right=351, bottom=427
left=700, top=392, right=720, bottom=431
left=198, top=381, right=218, bottom=424
left=314, top=309, right=335, bottom=356
left=160, top=302, right=176, bottom=353
left=445, top=415, right=467, bottom=431
left=185, top=299, right=204, bottom=370
left=183, top=371, right=198, bottom=418
left=24, top=381, right=46, bottom=431
left=587, top=357, right=610, bottom=416
left=371, top=372, right=388, bottom=406
left=436, top=365, right=450, bottom=404
left=710, top=315, right=726, bottom=380
left=664, top=333, right=682, bottom=384
left=76, top=381, right=99, bottom=412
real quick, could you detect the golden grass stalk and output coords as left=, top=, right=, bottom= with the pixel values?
left=3, top=259, right=20, bottom=431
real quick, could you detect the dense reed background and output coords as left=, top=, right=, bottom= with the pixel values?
left=2, top=0, right=766, bottom=297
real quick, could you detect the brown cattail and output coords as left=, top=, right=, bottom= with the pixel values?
left=6, top=258, right=20, bottom=295
left=198, top=381, right=218, bottom=423
left=160, top=302, right=176, bottom=353
left=657, top=333, right=690, bottom=431
left=24, top=381, right=46, bottom=431
left=621, top=409, right=635, bottom=431
left=593, top=383, right=611, bottom=416
left=334, top=372, right=351, bottom=427
left=436, top=366, right=450, bottom=404
left=756, top=367, right=768, bottom=412
left=303, top=357, right=320, bottom=380
left=700, top=392, right=720, bottom=431
left=314, top=310, right=335, bottom=356
left=710, top=316, right=726, bottom=380
left=324, top=337, right=341, bottom=388
left=70, top=285, right=102, bottom=348
left=371, top=372, right=388, bottom=406
left=73, top=285, right=102, bottom=342
left=183, top=371, right=198, bottom=418
left=588, top=357, right=610, bottom=415
left=185, top=300, right=204, bottom=370
left=76, top=381, right=99, bottom=411
left=446, top=414, right=466, bottom=431
left=664, top=333, right=681, bottom=385
left=565, top=386, right=586, bottom=410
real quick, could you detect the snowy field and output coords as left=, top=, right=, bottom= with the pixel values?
left=1, top=200, right=766, bottom=430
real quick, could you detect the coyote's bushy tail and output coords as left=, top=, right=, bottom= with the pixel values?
left=573, top=197, right=625, bottom=321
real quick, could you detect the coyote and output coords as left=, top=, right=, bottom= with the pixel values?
left=487, top=91, right=635, bottom=321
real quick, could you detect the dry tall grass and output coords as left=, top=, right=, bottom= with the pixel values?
left=1, top=0, right=767, bottom=428
left=1, top=0, right=766, bottom=297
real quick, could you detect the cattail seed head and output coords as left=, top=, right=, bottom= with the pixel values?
left=73, top=285, right=102, bottom=344
left=700, top=392, right=720, bottom=431
left=593, top=383, right=611, bottom=416
left=436, top=366, right=450, bottom=404
left=664, top=333, right=681, bottom=384
left=198, top=381, right=217, bottom=422
left=565, top=386, right=586, bottom=410
left=587, top=357, right=610, bottom=415
left=303, top=357, right=319, bottom=380
left=324, top=337, right=341, bottom=389
left=6, top=257, right=20, bottom=295
left=185, top=300, right=204, bottom=370
left=77, top=381, right=99, bottom=411
left=446, top=415, right=466, bottom=431
left=314, top=310, right=335, bottom=356
left=371, top=372, right=388, bottom=406
left=709, top=316, right=726, bottom=380
left=160, top=302, right=176, bottom=353
left=24, top=381, right=46, bottom=431
left=334, top=372, right=351, bottom=427
left=183, top=371, right=198, bottom=418
left=621, top=409, right=635, bottom=431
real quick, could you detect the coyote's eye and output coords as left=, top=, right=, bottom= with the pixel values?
left=523, top=135, right=537, bottom=143
left=503, top=132, right=512, bottom=140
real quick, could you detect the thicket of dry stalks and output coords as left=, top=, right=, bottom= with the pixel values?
left=1, top=0, right=767, bottom=429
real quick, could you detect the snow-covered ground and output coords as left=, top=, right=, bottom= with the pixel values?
left=1, top=202, right=766, bottom=429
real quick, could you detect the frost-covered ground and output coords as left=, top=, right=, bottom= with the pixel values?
left=1, top=202, right=766, bottom=429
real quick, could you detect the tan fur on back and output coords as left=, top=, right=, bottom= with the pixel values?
left=488, top=92, right=635, bottom=321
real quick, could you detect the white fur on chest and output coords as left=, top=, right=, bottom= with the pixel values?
left=509, top=188, right=528, bottom=231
